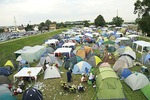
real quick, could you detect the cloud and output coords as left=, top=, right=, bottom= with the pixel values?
left=0, top=0, right=138, bottom=26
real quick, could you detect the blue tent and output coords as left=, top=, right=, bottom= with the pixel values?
left=0, top=67, right=12, bottom=76
left=0, top=94, right=17, bottom=100
left=118, top=68, right=132, bottom=79
left=72, top=61, right=92, bottom=74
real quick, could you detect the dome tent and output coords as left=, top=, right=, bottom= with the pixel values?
left=22, top=88, right=43, bottom=100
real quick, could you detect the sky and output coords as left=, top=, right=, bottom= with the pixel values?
left=0, top=0, right=138, bottom=26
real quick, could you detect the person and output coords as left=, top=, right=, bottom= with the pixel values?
left=85, top=67, right=89, bottom=76
left=16, top=86, right=23, bottom=94
left=67, top=68, right=72, bottom=82
left=90, top=67, right=95, bottom=75
left=18, top=78, right=25, bottom=90
left=88, top=72, right=95, bottom=85
left=81, top=74, right=87, bottom=82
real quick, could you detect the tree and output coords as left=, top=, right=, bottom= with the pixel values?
left=38, top=22, right=45, bottom=32
left=83, top=20, right=89, bottom=27
left=94, top=15, right=106, bottom=27
left=25, top=24, right=33, bottom=31
left=45, top=19, right=51, bottom=30
left=134, top=0, right=150, bottom=35
left=111, top=16, right=124, bottom=27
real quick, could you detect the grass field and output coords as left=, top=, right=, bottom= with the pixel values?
left=0, top=30, right=149, bottom=100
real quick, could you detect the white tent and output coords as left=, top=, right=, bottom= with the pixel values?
left=133, top=40, right=150, bottom=54
left=122, top=50, right=136, bottom=60
left=44, top=65, right=61, bottom=79
left=14, top=45, right=46, bottom=63
left=124, top=72, right=149, bottom=91
left=14, top=67, right=43, bottom=81
left=62, top=43, right=76, bottom=48
left=45, top=39, right=59, bottom=46
left=54, top=48, right=72, bottom=57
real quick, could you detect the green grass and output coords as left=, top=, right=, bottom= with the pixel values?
left=1, top=31, right=150, bottom=100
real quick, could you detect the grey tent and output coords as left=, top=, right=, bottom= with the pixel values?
left=0, top=75, right=11, bottom=85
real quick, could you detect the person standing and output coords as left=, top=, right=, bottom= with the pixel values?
left=67, top=68, right=72, bottom=82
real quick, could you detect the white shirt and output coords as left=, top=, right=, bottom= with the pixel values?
left=17, top=87, right=22, bottom=93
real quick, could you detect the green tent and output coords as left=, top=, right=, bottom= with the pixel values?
left=141, top=84, right=150, bottom=100
left=96, top=67, right=126, bottom=100
left=103, top=40, right=115, bottom=45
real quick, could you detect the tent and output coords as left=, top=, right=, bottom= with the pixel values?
left=88, top=56, right=102, bottom=67
left=0, top=67, right=12, bottom=76
left=54, top=48, right=72, bottom=58
left=124, top=72, right=149, bottom=91
left=22, top=88, right=43, bottom=100
left=117, top=68, right=132, bottom=79
left=141, top=84, right=150, bottom=100
left=103, top=40, right=115, bottom=45
left=14, top=45, right=46, bottom=63
left=76, top=49, right=86, bottom=59
left=46, top=47, right=55, bottom=54
left=114, top=46, right=132, bottom=57
left=133, top=40, right=150, bottom=54
left=0, top=75, right=11, bottom=85
left=139, top=53, right=150, bottom=66
left=103, top=53, right=116, bottom=64
left=92, top=44, right=99, bottom=50
left=121, top=50, right=136, bottom=60
left=96, top=67, right=126, bottom=100
left=64, top=56, right=83, bottom=69
left=14, top=67, right=43, bottom=81
left=0, top=84, right=12, bottom=95
left=44, top=66, right=61, bottom=79
left=99, top=62, right=111, bottom=68
left=72, top=61, right=92, bottom=74
left=0, top=93, right=17, bottom=100
left=4, top=60, right=15, bottom=70
left=113, top=56, right=134, bottom=71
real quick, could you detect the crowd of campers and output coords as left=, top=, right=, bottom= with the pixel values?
left=0, top=26, right=150, bottom=100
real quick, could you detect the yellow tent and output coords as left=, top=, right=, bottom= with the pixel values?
left=4, top=60, right=15, bottom=69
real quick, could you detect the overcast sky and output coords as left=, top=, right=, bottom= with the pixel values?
left=0, top=0, right=138, bottom=26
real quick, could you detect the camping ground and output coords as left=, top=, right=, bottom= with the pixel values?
left=0, top=29, right=148, bottom=100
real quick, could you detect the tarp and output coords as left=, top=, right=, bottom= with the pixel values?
left=14, top=67, right=43, bottom=81
left=72, top=61, right=92, bottom=74
left=96, top=67, right=126, bottom=100
left=124, top=72, right=149, bottom=91
left=44, top=66, right=61, bottom=79
left=141, top=84, right=150, bottom=100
